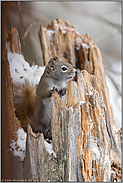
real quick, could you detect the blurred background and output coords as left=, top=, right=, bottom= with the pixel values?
left=3, top=1, right=122, bottom=128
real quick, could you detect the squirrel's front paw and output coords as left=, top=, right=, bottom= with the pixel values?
left=53, top=87, right=58, bottom=92
left=49, top=87, right=58, bottom=97
left=59, top=88, right=67, bottom=96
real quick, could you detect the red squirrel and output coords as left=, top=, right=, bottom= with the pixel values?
left=13, top=56, right=76, bottom=140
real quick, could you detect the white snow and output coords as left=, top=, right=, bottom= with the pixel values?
left=92, top=137, right=100, bottom=161
left=112, top=124, right=121, bottom=150
left=88, top=90, right=94, bottom=96
left=44, top=140, right=57, bottom=158
left=6, top=41, right=45, bottom=86
left=82, top=43, right=90, bottom=50
left=62, top=29, right=66, bottom=34
left=76, top=37, right=82, bottom=44
left=68, top=106, right=74, bottom=113
left=47, top=30, right=54, bottom=41
left=10, top=128, right=27, bottom=161
left=92, top=146, right=100, bottom=160
left=17, top=128, right=27, bottom=151
left=80, top=101, right=86, bottom=105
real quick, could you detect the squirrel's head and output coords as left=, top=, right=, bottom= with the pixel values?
left=46, top=56, right=76, bottom=82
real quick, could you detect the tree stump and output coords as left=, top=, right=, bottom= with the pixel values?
left=1, top=17, right=122, bottom=182
left=1, top=8, right=25, bottom=181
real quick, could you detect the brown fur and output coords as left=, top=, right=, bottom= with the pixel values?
left=13, top=81, right=36, bottom=132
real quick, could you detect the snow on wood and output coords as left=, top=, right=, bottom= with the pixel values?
left=6, top=41, right=45, bottom=86
left=10, top=128, right=27, bottom=161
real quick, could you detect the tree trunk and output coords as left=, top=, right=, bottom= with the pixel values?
left=1, top=17, right=122, bottom=182
left=1, top=4, right=24, bottom=181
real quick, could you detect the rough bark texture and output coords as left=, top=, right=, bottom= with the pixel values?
left=2, top=17, right=122, bottom=182
left=25, top=70, right=121, bottom=182
left=38, top=19, right=122, bottom=182
left=7, top=27, right=22, bottom=54
left=38, top=18, right=115, bottom=130
left=1, top=5, right=24, bottom=181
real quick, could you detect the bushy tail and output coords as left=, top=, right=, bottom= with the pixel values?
left=13, top=81, right=36, bottom=132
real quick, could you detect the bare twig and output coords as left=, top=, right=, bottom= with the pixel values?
left=105, top=70, right=121, bottom=97
left=28, top=33, right=43, bottom=65
left=21, top=22, right=36, bottom=40
left=5, top=2, right=49, bottom=26
left=61, top=2, right=121, bottom=33
left=17, top=2, right=36, bottom=40
left=102, top=7, right=121, bottom=16
left=18, top=1, right=26, bottom=32
left=17, top=2, right=43, bottom=64
left=104, top=65, right=121, bottom=75
left=103, top=55, right=121, bottom=96
left=96, top=29, right=117, bottom=44
left=101, top=49, right=121, bottom=60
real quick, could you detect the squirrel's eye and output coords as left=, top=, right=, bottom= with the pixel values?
left=61, top=65, right=68, bottom=72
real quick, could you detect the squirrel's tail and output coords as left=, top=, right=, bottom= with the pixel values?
left=13, top=81, right=36, bottom=132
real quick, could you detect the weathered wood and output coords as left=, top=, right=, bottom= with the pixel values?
left=38, top=18, right=115, bottom=129
left=52, top=70, right=112, bottom=181
left=25, top=92, right=84, bottom=182
left=2, top=18, right=122, bottom=182
left=25, top=70, right=121, bottom=182
left=7, top=27, right=22, bottom=54
left=24, top=125, right=59, bottom=182
left=1, top=5, right=24, bottom=181
left=51, top=92, right=84, bottom=181
left=38, top=19, right=122, bottom=182
left=6, top=27, right=35, bottom=132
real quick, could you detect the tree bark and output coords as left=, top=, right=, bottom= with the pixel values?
left=1, top=4, right=24, bottom=181
left=2, top=17, right=122, bottom=182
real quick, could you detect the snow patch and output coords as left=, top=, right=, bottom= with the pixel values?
left=80, top=101, right=86, bottom=105
left=92, top=137, right=100, bottom=161
left=47, top=30, right=54, bottom=41
left=6, top=42, right=45, bottom=86
left=76, top=37, right=82, bottom=44
left=68, top=106, right=74, bottom=113
left=88, top=90, right=93, bottom=96
left=82, top=43, right=90, bottom=49
left=44, top=140, right=57, bottom=158
left=9, top=128, right=27, bottom=161
left=62, top=29, right=66, bottom=34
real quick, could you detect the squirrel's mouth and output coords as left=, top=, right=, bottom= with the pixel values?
left=66, top=70, right=76, bottom=80
left=66, top=75, right=74, bottom=81
left=67, top=76, right=73, bottom=79
left=66, top=75, right=74, bottom=80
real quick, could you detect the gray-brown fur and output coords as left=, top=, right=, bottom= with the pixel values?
left=31, top=57, right=76, bottom=139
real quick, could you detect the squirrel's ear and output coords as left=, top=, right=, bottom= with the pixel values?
left=48, top=58, right=55, bottom=65
left=47, top=58, right=55, bottom=71
left=53, top=56, right=58, bottom=61
left=48, top=56, right=58, bottom=65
